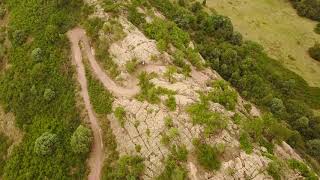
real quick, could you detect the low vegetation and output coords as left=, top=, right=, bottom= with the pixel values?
left=0, top=133, right=11, bottom=176
left=192, top=139, right=221, bottom=171
left=157, top=145, right=188, bottom=180
left=103, top=155, right=145, bottom=180
left=137, top=72, right=175, bottom=104
left=165, top=95, right=177, bottom=111
left=187, top=94, right=228, bottom=136
left=267, top=160, right=284, bottom=180
left=147, top=0, right=320, bottom=168
left=114, top=106, right=126, bottom=127
left=208, top=80, right=238, bottom=111
left=125, top=58, right=139, bottom=74
left=287, top=159, right=318, bottom=179
left=86, top=62, right=114, bottom=115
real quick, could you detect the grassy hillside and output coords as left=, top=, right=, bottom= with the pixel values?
left=205, top=0, right=320, bottom=87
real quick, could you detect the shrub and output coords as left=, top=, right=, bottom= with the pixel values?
left=34, top=132, right=58, bottom=156
left=70, top=125, right=92, bottom=154
left=267, top=160, right=283, bottom=180
left=239, top=132, right=253, bottom=154
left=165, top=95, right=177, bottom=111
left=164, top=66, right=177, bottom=83
left=187, top=97, right=228, bottom=136
left=185, top=47, right=203, bottom=69
left=114, top=106, right=126, bottom=127
left=308, top=43, right=320, bottom=61
left=86, top=66, right=114, bottom=115
left=193, top=139, right=221, bottom=171
left=125, top=58, right=138, bottom=74
left=43, top=88, right=55, bottom=101
left=157, top=145, right=188, bottom=180
left=287, top=159, right=317, bottom=179
left=105, top=155, right=145, bottom=179
left=306, top=139, right=320, bottom=158
left=208, top=80, right=238, bottom=110
left=10, top=29, right=27, bottom=45
left=137, top=72, right=175, bottom=104
left=270, top=98, right=285, bottom=115
left=164, top=116, right=174, bottom=128
left=31, top=48, right=43, bottom=62
left=128, top=6, right=146, bottom=27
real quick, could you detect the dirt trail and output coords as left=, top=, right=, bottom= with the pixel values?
left=67, top=27, right=163, bottom=180
left=67, top=28, right=104, bottom=180
left=67, top=27, right=211, bottom=180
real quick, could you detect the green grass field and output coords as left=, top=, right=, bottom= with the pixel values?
left=205, top=0, right=320, bottom=87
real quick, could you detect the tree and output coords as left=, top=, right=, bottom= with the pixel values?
left=270, top=98, right=285, bottom=115
left=11, top=30, right=27, bottom=45
left=31, top=48, right=43, bottom=62
left=34, top=132, right=58, bottom=156
left=306, top=139, right=320, bottom=158
left=292, top=116, right=309, bottom=131
left=43, top=88, right=55, bottom=101
left=70, top=125, right=92, bottom=154
left=314, top=23, right=320, bottom=34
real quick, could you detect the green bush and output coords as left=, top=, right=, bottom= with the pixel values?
left=34, top=132, right=58, bottom=156
left=157, top=145, right=188, bottom=180
left=104, top=155, right=145, bottom=180
left=267, top=160, right=283, bottom=180
left=187, top=96, right=227, bottom=136
left=308, top=43, right=320, bottom=61
left=287, top=159, right=317, bottom=179
left=208, top=80, right=238, bottom=110
left=125, top=58, right=138, bottom=74
left=70, top=125, right=92, bottom=154
left=193, top=139, right=221, bottom=171
left=165, top=95, right=177, bottom=111
left=164, top=116, right=174, bottom=128
left=114, top=106, right=126, bottom=127
left=239, top=132, right=253, bottom=154
left=164, top=66, right=177, bottom=83
left=306, top=139, right=320, bottom=158
left=137, top=72, right=175, bottom=104
left=86, top=63, right=114, bottom=115
left=128, top=6, right=146, bottom=27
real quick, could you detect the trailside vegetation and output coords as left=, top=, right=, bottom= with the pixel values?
left=0, top=0, right=90, bottom=179
left=146, top=0, right=320, bottom=168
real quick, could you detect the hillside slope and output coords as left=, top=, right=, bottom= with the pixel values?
left=72, top=0, right=318, bottom=179
left=204, top=0, right=320, bottom=87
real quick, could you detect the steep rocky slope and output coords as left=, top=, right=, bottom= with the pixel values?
left=70, top=0, right=319, bottom=179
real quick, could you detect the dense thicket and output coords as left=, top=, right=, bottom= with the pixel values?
left=290, top=0, right=320, bottom=21
left=0, top=0, right=90, bottom=179
left=146, top=0, right=320, bottom=169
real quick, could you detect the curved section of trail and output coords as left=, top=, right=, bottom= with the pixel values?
left=67, top=27, right=207, bottom=180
